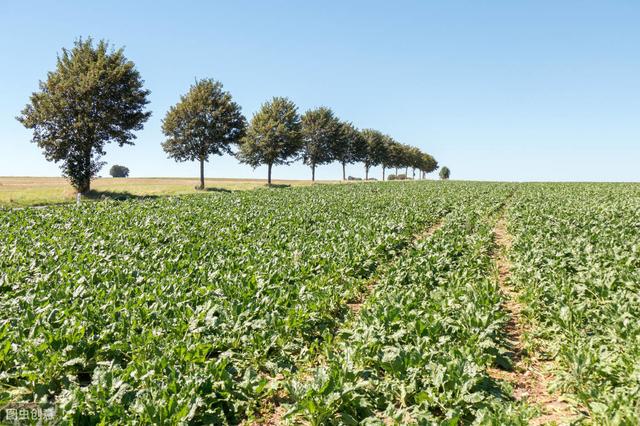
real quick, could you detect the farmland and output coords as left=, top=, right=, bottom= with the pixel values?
left=0, top=177, right=333, bottom=208
left=0, top=181, right=639, bottom=424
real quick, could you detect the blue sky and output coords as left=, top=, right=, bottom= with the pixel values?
left=1, top=0, right=638, bottom=182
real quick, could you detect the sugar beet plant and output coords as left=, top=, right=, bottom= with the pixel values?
left=1, top=182, right=459, bottom=424
left=507, top=183, right=640, bottom=424
left=285, top=184, right=534, bottom=424
left=3, top=182, right=637, bottom=424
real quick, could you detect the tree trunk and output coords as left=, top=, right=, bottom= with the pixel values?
left=78, top=180, right=90, bottom=194
left=383, top=167, right=386, bottom=181
left=395, top=167, right=398, bottom=175
left=365, top=165, right=369, bottom=180
left=79, top=150, right=91, bottom=194
left=198, top=158, right=205, bottom=190
left=412, top=168, right=415, bottom=179
left=405, top=167, right=408, bottom=175
left=311, top=164, right=315, bottom=182
left=342, top=162, right=346, bottom=180
left=267, top=162, right=273, bottom=185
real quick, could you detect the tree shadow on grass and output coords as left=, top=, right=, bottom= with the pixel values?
left=203, top=187, right=234, bottom=193
left=84, top=190, right=161, bottom=202
left=266, top=184, right=291, bottom=189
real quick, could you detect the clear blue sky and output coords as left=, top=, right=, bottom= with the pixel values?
left=1, top=0, right=639, bottom=181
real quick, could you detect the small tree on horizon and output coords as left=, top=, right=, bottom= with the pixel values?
left=109, top=165, right=130, bottom=178
left=439, top=166, right=450, bottom=180
left=17, top=38, right=151, bottom=193
left=300, top=107, right=341, bottom=182
left=238, top=97, right=302, bottom=185
left=161, top=79, right=246, bottom=190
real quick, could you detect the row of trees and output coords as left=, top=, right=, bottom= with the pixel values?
left=18, top=38, right=443, bottom=192
left=162, top=83, right=439, bottom=187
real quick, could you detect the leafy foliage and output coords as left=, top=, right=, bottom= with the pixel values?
left=361, top=129, right=387, bottom=180
left=0, top=181, right=456, bottom=423
left=507, top=183, right=640, bottom=423
left=333, top=122, right=367, bottom=180
left=17, top=38, right=151, bottom=193
left=300, top=107, right=341, bottom=181
left=109, top=165, right=130, bottom=178
left=162, top=79, right=246, bottom=189
left=238, top=97, right=302, bottom=184
left=440, top=166, right=451, bottom=180
left=286, top=183, right=532, bottom=424
left=4, top=182, right=632, bottom=423
left=420, top=153, right=438, bottom=177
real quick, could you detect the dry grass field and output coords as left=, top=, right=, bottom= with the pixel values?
left=0, top=176, right=338, bottom=207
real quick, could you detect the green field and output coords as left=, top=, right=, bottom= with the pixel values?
left=1, top=181, right=638, bottom=424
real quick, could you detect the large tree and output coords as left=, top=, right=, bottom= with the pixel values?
left=162, top=79, right=246, bottom=190
left=333, top=122, right=367, bottom=180
left=361, top=129, right=387, bottom=180
left=238, top=97, right=302, bottom=185
left=17, top=38, right=150, bottom=193
left=300, top=107, right=341, bottom=182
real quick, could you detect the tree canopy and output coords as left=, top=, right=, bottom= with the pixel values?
left=300, top=107, right=341, bottom=181
left=17, top=38, right=150, bottom=193
left=109, top=164, right=130, bottom=178
left=162, top=79, right=246, bottom=189
left=334, top=122, right=367, bottom=180
left=382, top=138, right=402, bottom=172
left=361, top=129, right=387, bottom=180
left=238, top=97, right=302, bottom=184
left=19, top=39, right=442, bottom=186
left=421, top=153, right=439, bottom=177
left=440, top=166, right=451, bottom=180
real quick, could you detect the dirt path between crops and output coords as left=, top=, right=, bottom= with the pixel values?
left=490, top=215, right=576, bottom=425
left=252, top=218, right=446, bottom=426
left=346, top=217, right=444, bottom=314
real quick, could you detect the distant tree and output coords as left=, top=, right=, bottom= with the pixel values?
left=361, top=129, right=387, bottom=180
left=162, top=79, right=246, bottom=190
left=439, top=166, right=450, bottom=180
left=300, top=107, right=341, bottom=181
left=401, top=145, right=414, bottom=176
left=419, top=153, right=438, bottom=179
left=333, top=122, right=367, bottom=180
left=17, top=38, right=150, bottom=193
left=109, top=165, right=130, bottom=178
left=238, top=97, right=302, bottom=185
left=381, top=136, right=401, bottom=181
left=407, top=146, right=422, bottom=179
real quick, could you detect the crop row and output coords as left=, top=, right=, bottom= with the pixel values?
left=507, top=183, right=640, bottom=424
left=278, top=184, right=534, bottom=424
left=1, top=182, right=464, bottom=424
